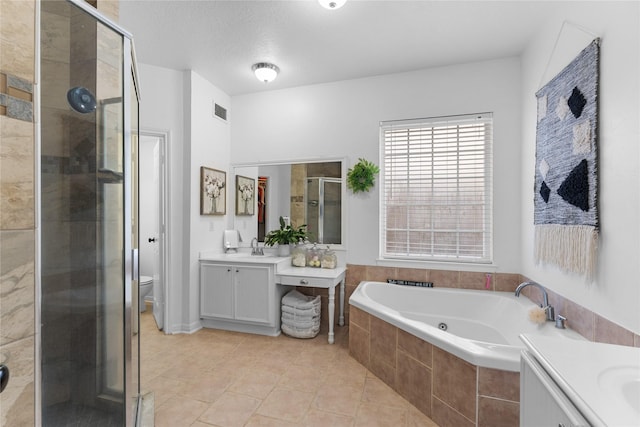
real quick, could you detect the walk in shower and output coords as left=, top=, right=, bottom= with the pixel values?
left=40, top=0, right=140, bottom=425
left=306, top=177, right=342, bottom=244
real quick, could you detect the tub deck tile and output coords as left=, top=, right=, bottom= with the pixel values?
left=478, top=367, right=519, bottom=402
left=398, top=329, right=433, bottom=368
left=478, top=396, right=519, bottom=427
left=431, top=396, right=475, bottom=427
left=432, top=347, right=477, bottom=422
left=396, top=350, right=432, bottom=417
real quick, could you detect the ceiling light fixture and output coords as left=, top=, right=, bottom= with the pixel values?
left=318, top=0, right=346, bottom=10
left=252, top=62, right=279, bottom=83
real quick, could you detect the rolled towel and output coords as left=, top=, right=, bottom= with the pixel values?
left=281, top=318, right=319, bottom=330
left=282, top=314, right=320, bottom=329
left=282, top=323, right=320, bottom=339
left=281, top=310, right=320, bottom=323
left=282, top=290, right=321, bottom=310
left=281, top=304, right=321, bottom=317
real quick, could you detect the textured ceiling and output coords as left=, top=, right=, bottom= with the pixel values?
left=119, top=0, right=563, bottom=96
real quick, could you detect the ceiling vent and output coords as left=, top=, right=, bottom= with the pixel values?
left=213, top=102, right=228, bottom=122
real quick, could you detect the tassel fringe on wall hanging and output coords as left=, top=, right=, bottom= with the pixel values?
left=534, top=38, right=600, bottom=280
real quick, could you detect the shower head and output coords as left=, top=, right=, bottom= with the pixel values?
left=67, top=86, right=96, bottom=114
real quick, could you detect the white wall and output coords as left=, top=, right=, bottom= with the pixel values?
left=138, top=65, right=233, bottom=333
left=520, top=2, right=640, bottom=334
left=231, top=57, right=523, bottom=272
left=137, top=63, right=185, bottom=333
left=187, top=70, right=232, bottom=330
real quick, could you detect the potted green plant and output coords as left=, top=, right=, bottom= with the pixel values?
left=264, top=216, right=308, bottom=256
left=347, top=158, right=380, bottom=193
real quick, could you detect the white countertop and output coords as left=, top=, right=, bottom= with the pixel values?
left=199, top=251, right=290, bottom=265
left=521, top=334, right=640, bottom=427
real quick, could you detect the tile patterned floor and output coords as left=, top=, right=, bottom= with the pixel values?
left=140, top=311, right=439, bottom=427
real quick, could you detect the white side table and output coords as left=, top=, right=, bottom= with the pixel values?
left=276, top=266, right=347, bottom=344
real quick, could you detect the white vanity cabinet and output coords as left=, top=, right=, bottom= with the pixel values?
left=199, top=257, right=290, bottom=336
left=520, top=350, right=589, bottom=427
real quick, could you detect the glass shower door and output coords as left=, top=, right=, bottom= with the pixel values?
left=40, top=1, right=139, bottom=425
left=306, top=177, right=342, bottom=244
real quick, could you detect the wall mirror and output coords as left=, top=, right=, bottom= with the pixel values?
left=233, top=159, right=345, bottom=248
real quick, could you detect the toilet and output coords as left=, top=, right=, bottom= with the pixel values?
left=139, top=275, right=153, bottom=312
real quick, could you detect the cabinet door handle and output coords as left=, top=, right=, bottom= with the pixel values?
left=227, top=268, right=231, bottom=272
left=300, top=279, right=309, bottom=285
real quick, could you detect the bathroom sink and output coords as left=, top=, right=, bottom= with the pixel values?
left=522, top=335, right=640, bottom=426
left=598, top=365, right=640, bottom=413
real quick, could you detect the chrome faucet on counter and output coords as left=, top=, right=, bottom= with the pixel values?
left=251, top=237, right=264, bottom=256
left=515, top=281, right=555, bottom=321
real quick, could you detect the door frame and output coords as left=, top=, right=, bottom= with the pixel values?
left=140, top=129, right=170, bottom=333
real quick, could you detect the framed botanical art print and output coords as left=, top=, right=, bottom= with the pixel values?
left=236, top=175, right=255, bottom=216
left=200, top=167, right=226, bottom=215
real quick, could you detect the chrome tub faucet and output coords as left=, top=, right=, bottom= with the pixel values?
left=515, top=281, right=555, bottom=321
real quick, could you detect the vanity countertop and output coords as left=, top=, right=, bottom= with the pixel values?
left=520, top=334, right=640, bottom=427
left=199, top=251, right=290, bottom=265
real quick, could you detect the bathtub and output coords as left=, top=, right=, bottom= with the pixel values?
left=349, top=281, right=585, bottom=372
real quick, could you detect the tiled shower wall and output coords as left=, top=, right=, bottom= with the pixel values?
left=0, top=1, right=37, bottom=425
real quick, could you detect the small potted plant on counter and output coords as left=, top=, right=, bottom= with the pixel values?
left=264, top=216, right=308, bottom=256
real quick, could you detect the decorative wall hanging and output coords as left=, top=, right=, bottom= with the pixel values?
left=534, top=38, right=600, bottom=279
left=200, top=167, right=226, bottom=215
left=236, top=175, right=255, bottom=215
left=347, top=158, right=379, bottom=193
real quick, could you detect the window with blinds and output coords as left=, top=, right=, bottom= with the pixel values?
left=380, top=113, right=493, bottom=263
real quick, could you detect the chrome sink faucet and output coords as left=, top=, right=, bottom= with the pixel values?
left=515, top=281, right=555, bottom=321
left=250, top=237, right=263, bottom=256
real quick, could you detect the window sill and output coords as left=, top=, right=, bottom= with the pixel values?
left=375, top=257, right=498, bottom=273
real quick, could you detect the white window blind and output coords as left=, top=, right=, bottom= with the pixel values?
left=380, top=113, right=493, bottom=263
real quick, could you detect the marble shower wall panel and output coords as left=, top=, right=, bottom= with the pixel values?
left=0, top=0, right=36, bottom=425
left=0, top=230, right=35, bottom=346
left=0, top=0, right=36, bottom=81
left=0, top=116, right=34, bottom=229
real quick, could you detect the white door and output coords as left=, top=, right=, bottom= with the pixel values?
left=139, top=133, right=165, bottom=329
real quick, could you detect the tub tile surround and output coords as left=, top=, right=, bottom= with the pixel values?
left=349, top=306, right=520, bottom=427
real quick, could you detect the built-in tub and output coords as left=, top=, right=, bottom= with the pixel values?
left=348, top=281, right=586, bottom=426
left=349, top=280, right=583, bottom=372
